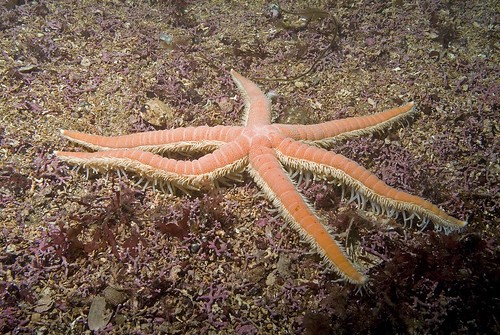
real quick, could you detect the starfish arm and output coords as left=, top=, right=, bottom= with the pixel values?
left=55, top=138, right=250, bottom=191
left=275, top=102, right=416, bottom=145
left=248, top=145, right=367, bottom=284
left=276, top=138, right=467, bottom=231
left=231, top=70, right=271, bottom=126
left=60, top=125, right=243, bottom=153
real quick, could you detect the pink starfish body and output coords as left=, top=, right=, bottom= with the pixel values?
left=56, top=70, right=466, bottom=284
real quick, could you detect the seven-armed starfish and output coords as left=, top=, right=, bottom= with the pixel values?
left=55, top=70, right=466, bottom=284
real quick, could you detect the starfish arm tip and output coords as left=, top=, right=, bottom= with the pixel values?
left=230, top=69, right=243, bottom=82
left=53, top=150, right=68, bottom=159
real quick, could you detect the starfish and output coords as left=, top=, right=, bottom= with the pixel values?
left=55, top=70, right=466, bottom=284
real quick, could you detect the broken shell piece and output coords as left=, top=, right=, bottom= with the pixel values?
left=159, top=32, right=192, bottom=51
left=34, top=288, right=54, bottom=313
left=103, top=286, right=127, bottom=306
left=141, top=98, right=177, bottom=127
left=88, top=296, right=113, bottom=331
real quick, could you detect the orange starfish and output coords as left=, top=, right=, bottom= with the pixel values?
left=55, top=70, right=466, bottom=284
